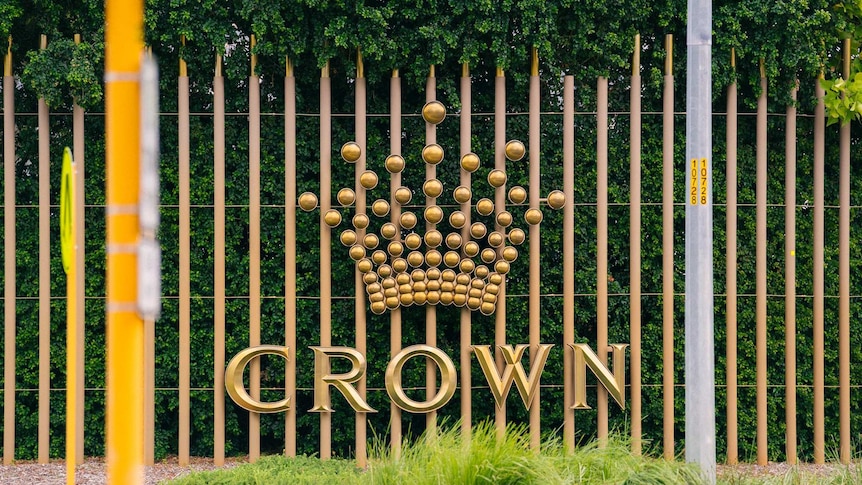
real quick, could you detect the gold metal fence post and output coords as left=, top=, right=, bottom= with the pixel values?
left=812, top=73, right=825, bottom=464
left=37, top=34, right=51, bottom=465
left=105, top=1, right=144, bottom=482
left=4, top=36, right=17, bottom=466
left=355, top=49, right=368, bottom=468
left=389, top=68, right=403, bottom=458
left=629, top=34, right=642, bottom=456
left=319, top=59, right=333, bottom=460
left=528, top=49, right=541, bottom=450
left=425, top=64, right=439, bottom=436
left=459, top=62, right=473, bottom=442
left=73, top=33, right=86, bottom=466
left=284, top=55, right=297, bottom=457
left=248, top=34, right=262, bottom=463
left=494, top=65, right=507, bottom=440
left=662, top=34, right=676, bottom=461
left=596, top=76, right=609, bottom=443
left=755, top=59, right=768, bottom=466
left=725, top=47, right=738, bottom=465
left=562, top=74, right=575, bottom=451
left=213, top=53, right=226, bottom=466
left=784, top=82, right=797, bottom=465
left=838, top=38, right=851, bottom=465
left=178, top=36, right=191, bottom=467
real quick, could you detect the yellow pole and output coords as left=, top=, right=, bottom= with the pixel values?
left=60, top=147, right=75, bottom=485
left=105, top=1, right=143, bottom=483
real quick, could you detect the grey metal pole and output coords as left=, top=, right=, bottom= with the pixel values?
left=685, top=0, right=716, bottom=482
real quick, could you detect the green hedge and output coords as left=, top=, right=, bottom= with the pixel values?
left=0, top=0, right=860, bottom=463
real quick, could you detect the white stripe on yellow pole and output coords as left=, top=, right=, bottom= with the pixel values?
left=105, top=1, right=144, bottom=483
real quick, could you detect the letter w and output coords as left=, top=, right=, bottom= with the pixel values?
left=473, top=344, right=553, bottom=410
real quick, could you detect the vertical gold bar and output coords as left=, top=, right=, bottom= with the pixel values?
left=662, top=34, right=675, bottom=461
left=37, top=34, right=50, bottom=465
left=755, top=60, right=768, bottom=466
left=629, top=34, right=642, bottom=456
left=596, top=76, right=609, bottom=442
left=248, top=35, right=262, bottom=463
left=178, top=48, right=191, bottom=467
left=425, top=66, right=438, bottom=435
left=784, top=83, right=797, bottom=464
left=72, top=77, right=86, bottom=468
left=562, top=75, right=575, bottom=451
left=838, top=39, right=851, bottom=465
left=459, top=63, right=472, bottom=441
left=320, top=61, right=333, bottom=460
left=104, top=4, right=144, bottom=480
left=355, top=50, right=368, bottom=468
left=3, top=42, right=15, bottom=466
left=213, top=54, right=226, bottom=466
left=389, top=69, right=402, bottom=457
left=284, top=56, right=297, bottom=457
left=725, top=48, right=738, bottom=465
left=494, top=66, right=507, bottom=440
left=812, top=74, right=825, bottom=464
left=143, top=46, right=157, bottom=468
left=528, top=52, right=541, bottom=451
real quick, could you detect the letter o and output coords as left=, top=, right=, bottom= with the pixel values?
left=225, top=346, right=291, bottom=413
left=385, top=345, right=457, bottom=413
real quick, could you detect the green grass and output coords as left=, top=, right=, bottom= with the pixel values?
left=164, top=424, right=861, bottom=485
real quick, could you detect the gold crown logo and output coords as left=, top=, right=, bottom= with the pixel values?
left=298, top=101, right=565, bottom=316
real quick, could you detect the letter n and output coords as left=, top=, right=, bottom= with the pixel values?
left=569, top=343, right=628, bottom=410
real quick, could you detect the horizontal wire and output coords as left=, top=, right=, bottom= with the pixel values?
left=5, top=110, right=819, bottom=118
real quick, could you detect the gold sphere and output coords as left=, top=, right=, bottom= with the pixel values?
left=454, top=284, right=468, bottom=297
left=449, top=211, right=467, bottom=229
left=364, top=272, right=379, bottom=285
left=353, top=213, right=370, bottom=230
left=481, top=248, right=497, bottom=264
left=366, top=282, right=382, bottom=295
left=470, top=222, right=487, bottom=239
left=411, top=269, right=426, bottom=282
left=508, top=186, right=527, bottom=205
left=460, top=259, right=475, bottom=274
left=476, top=198, right=494, bottom=216
left=392, top=258, right=408, bottom=273
left=480, top=302, right=496, bottom=315
left=469, top=288, right=483, bottom=299
left=413, top=291, right=427, bottom=305
left=487, top=169, right=507, bottom=188
left=441, top=282, right=454, bottom=293
left=385, top=286, right=399, bottom=298
left=485, top=283, right=499, bottom=295
left=453, top=293, right=467, bottom=307
left=340, top=142, right=362, bottom=163
left=349, top=245, right=366, bottom=261
left=442, top=269, right=457, bottom=282
left=475, top=265, right=489, bottom=278
left=298, top=192, right=319, bottom=212
left=378, top=265, right=393, bottom=278
left=337, top=188, right=356, bottom=206
left=456, top=273, right=471, bottom=286
left=388, top=241, right=404, bottom=257
left=385, top=155, right=405, bottom=174
left=340, top=230, right=357, bottom=246
left=440, top=292, right=454, bottom=305
left=422, top=100, right=447, bottom=124
left=372, top=250, right=387, bottom=265
left=444, top=251, right=461, bottom=267
left=385, top=296, right=400, bottom=309
left=372, top=199, right=391, bottom=217
left=496, top=211, right=513, bottom=228
left=525, top=208, right=543, bottom=225
left=394, top=187, right=412, bottom=205
left=426, top=291, right=440, bottom=305
left=381, top=222, right=398, bottom=240
left=396, top=273, right=411, bottom=285
left=502, top=246, right=519, bottom=262
left=487, top=231, right=504, bottom=248
left=426, top=250, right=442, bottom=267
left=407, top=251, right=424, bottom=267
left=547, top=190, right=566, bottom=210
left=508, top=228, right=526, bottom=245
left=489, top=273, right=503, bottom=285
left=371, top=301, right=387, bottom=314
left=422, top=144, right=445, bottom=165
left=357, top=258, right=373, bottom=273
left=495, top=260, right=510, bottom=275
left=482, top=292, right=496, bottom=303
left=460, top=153, right=480, bottom=173
left=424, top=230, right=443, bottom=248
left=464, top=241, right=480, bottom=257
left=400, top=292, right=414, bottom=306
left=405, top=233, right=422, bottom=250
left=467, top=297, right=481, bottom=310
left=324, top=209, right=342, bottom=227
left=400, top=212, right=418, bottom=230
left=505, top=140, right=526, bottom=161
left=359, top=170, right=379, bottom=189
left=453, top=186, right=472, bottom=204
left=382, top=276, right=396, bottom=289
left=427, top=268, right=441, bottom=280
left=364, top=233, right=380, bottom=249
left=423, top=179, right=444, bottom=199
left=446, top=233, right=462, bottom=249
left=425, top=206, right=444, bottom=224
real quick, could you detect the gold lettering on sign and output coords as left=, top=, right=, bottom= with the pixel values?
left=224, top=345, right=291, bottom=413
left=385, top=345, right=457, bottom=413
left=570, top=343, right=628, bottom=410
left=309, top=346, right=376, bottom=413
left=472, top=344, right=554, bottom=410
